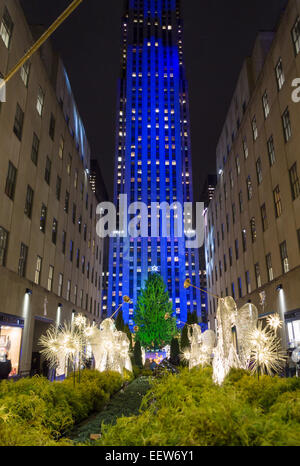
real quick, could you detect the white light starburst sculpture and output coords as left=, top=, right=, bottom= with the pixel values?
left=266, top=314, right=283, bottom=333
left=183, top=279, right=286, bottom=385
left=247, top=321, right=286, bottom=378
left=39, top=314, right=132, bottom=377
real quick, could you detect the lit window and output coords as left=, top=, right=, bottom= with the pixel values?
left=282, top=107, right=292, bottom=142
left=0, top=7, right=13, bottom=48
left=280, top=241, right=289, bottom=274
left=292, top=17, right=300, bottom=55
left=289, top=163, right=300, bottom=200
left=275, top=58, right=285, bottom=90
left=262, top=91, right=270, bottom=119
left=20, top=61, right=30, bottom=87
left=36, top=86, right=45, bottom=116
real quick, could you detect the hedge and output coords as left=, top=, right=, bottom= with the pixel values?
left=94, top=367, right=300, bottom=446
left=0, top=369, right=124, bottom=446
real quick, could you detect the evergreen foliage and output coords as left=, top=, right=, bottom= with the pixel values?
left=180, top=324, right=190, bottom=351
left=0, top=370, right=123, bottom=446
left=96, top=368, right=300, bottom=446
left=115, top=310, right=125, bottom=332
left=169, top=337, right=180, bottom=366
left=133, top=340, right=143, bottom=369
left=134, top=273, right=177, bottom=349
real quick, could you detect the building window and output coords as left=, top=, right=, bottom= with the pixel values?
left=36, top=86, right=45, bottom=116
left=245, top=271, right=251, bottom=294
left=297, top=229, right=300, bottom=251
left=13, top=103, right=24, bottom=140
left=267, top=135, right=276, bottom=166
left=58, top=136, right=64, bottom=159
left=24, top=185, right=34, bottom=219
left=275, top=58, right=285, bottom=90
left=74, top=170, right=78, bottom=189
left=273, top=185, right=282, bottom=218
left=246, top=176, right=253, bottom=200
left=289, top=163, right=300, bottom=200
left=262, top=91, right=270, bottom=119
left=66, top=280, right=71, bottom=301
left=58, top=273, right=63, bottom=297
left=45, top=156, right=51, bottom=185
left=235, top=155, right=240, bottom=175
left=291, top=17, right=300, bottom=55
left=18, top=243, right=28, bottom=278
left=252, top=116, right=258, bottom=141
left=40, top=204, right=47, bottom=233
left=74, top=285, right=78, bottom=306
left=242, top=229, right=247, bottom=252
left=70, top=240, right=74, bottom=262
left=34, top=256, right=42, bottom=285
left=20, top=61, right=30, bottom=87
left=62, top=231, right=66, bottom=255
left=64, top=191, right=69, bottom=213
left=235, top=239, right=239, bottom=260
left=49, top=114, right=56, bottom=140
left=76, top=248, right=80, bottom=268
left=224, top=254, right=227, bottom=272
left=67, top=153, right=72, bottom=175
left=72, top=203, right=76, bottom=224
left=255, top=263, right=261, bottom=288
left=231, top=283, right=235, bottom=299
left=250, top=217, right=257, bottom=243
left=238, top=277, right=242, bottom=298
left=56, top=175, right=61, bottom=201
left=243, top=138, right=248, bottom=159
left=256, top=158, right=263, bottom=184
left=31, top=133, right=40, bottom=165
left=82, top=255, right=85, bottom=274
left=232, top=203, right=236, bottom=224
left=229, top=171, right=234, bottom=189
left=280, top=241, right=289, bottom=274
left=239, top=191, right=243, bottom=213
left=0, top=7, right=14, bottom=48
left=0, top=227, right=9, bottom=266
left=5, top=161, right=17, bottom=200
left=266, top=253, right=274, bottom=282
left=47, top=266, right=54, bottom=292
left=52, top=219, right=58, bottom=245
left=261, top=203, right=268, bottom=232
left=229, top=247, right=233, bottom=267
left=282, top=108, right=292, bottom=142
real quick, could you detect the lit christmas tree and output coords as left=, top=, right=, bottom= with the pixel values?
left=134, top=273, right=177, bottom=350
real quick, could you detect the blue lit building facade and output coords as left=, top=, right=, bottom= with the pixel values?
left=103, top=0, right=203, bottom=328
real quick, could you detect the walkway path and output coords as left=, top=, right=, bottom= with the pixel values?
left=69, top=376, right=151, bottom=444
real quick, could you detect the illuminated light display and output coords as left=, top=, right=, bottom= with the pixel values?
left=104, top=0, right=203, bottom=329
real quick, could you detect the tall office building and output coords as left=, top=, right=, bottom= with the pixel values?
left=0, top=0, right=106, bottom=377
left=204, top=0, right=300, bottom=352
left=103, top=0, right=202, bottom=328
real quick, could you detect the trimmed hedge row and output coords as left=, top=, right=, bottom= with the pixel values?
left=0, top=369, right=124, bottom=446
left=94, top=367, right=300, bottom=446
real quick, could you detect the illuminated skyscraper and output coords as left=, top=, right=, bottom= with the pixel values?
left=103, top=0, right=202, bottom=328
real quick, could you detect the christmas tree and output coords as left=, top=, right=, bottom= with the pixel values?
left=133, top=340, right=143, bottom=368
left=180, top=324, right=190, bottom=351
left=170, top=337, right=180, bottom=365
left=134, top=273, right=177, bottom=350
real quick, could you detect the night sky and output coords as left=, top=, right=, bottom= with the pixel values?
left=21, top=0, right=287, bottom=201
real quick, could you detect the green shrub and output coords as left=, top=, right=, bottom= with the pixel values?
left=0, top=369, right=123, bottom=446
left=94, top=367, right=300, bottom=447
